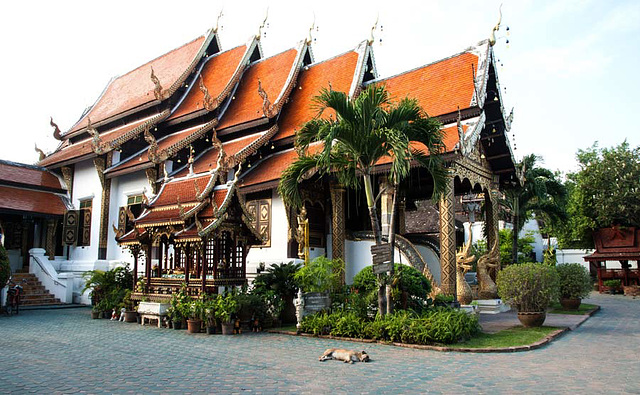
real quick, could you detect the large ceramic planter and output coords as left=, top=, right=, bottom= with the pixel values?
left=559, top=298, right=581, bottom=310
left=187, top=319, right=202, bottom=334
left=221, top=322, right=234, bottom=335
left=172, top=320, right=182, bottom=330
left=91, top=311, right=100, bottom=319
left=517, top=312, right=546, bottom=327
left=124, top=311, right=138, bottom=323
left=206, top=326, right=217, bottom=335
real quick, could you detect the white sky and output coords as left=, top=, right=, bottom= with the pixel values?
left=0, top=0, right=638, bottom=174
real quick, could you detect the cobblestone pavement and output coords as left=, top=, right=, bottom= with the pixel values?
left=0, top=292, right=638, bottom=394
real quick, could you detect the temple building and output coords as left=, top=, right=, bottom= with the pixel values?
left=35, top=18, right=517, bottom=303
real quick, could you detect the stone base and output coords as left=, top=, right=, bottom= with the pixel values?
left=459, top=305, right=479, bottom=315
left=476, top=299, right=510, bottom=314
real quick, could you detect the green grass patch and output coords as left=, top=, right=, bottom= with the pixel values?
left=272, top=324, right=298, bottom=332
left=548, top=302, right=598, bottom=315
left=450, top=326, right=560, bottom=349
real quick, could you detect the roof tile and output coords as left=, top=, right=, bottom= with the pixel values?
left=0, top=186, right=66, bottom=215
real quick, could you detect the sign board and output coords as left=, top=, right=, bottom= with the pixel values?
left=373, top=262, right=392, bottom=274
left=371, top=243, right=392, bottom=274
left=303, top=292, right=331, bottom=314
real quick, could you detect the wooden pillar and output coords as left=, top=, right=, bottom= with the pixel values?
left=201, top=240, right=207, bottom=294
left=145, top=241, right=152, bottom=291
left=330, top=182, right=346, bottom=283
left=439, top=174, right=456, bottom=296
left=185, top=245, right=191, bottom=286
left=158, top=239, right=164, bottom=276
left=132, top=246, right=138, bottom=291
left=485, top=177, right=501, bottom=274
left=94, top=153, right=112, bottom=260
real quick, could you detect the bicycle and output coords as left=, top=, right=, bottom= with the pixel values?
left=5, top=277, right=25, bottom=316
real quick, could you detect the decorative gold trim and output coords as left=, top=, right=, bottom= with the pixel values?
left=150, top=66, right=165, bottom=101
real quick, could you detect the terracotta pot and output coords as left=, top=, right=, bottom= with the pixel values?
left=187, top=319, right=202, bottom=333
left=206, top=326, right=217, bottom=335
left=221, top=322, right=234, bottom=335
left=124, top=311, right=138, bottom=323
left=172, top=320, right=182, bottom=330
left=91, top=311, right=100, bottom=319
left=517, top=312, right=546, bottom=327
left=559, top=298, right=581, bottom=310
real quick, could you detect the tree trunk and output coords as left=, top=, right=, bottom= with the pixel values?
left=363, top=174, right=386, bottom=315
left=512, top=197, right=519, bottom=264
left=386, top=183, right=398, bottom=315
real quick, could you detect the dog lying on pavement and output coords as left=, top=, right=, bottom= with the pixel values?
left=319, top=348, right=370, bottom=363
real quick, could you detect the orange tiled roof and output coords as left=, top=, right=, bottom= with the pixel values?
left=213, top=189, right=228, bottom=208
left=168, top=45, right=247, bottom=121
left=377, top=52, right=478, bottom=118
left=0, top=161, right=63, bottom=190
left=105, top=123, right=203, bottom=174
left=0, top=186, right=66, bottom=215
left=67, top=36, right=207, bottom=135
left=175, top=132, right=264, bottom=177
left=150, top=174, right=213, bottom=207
left=136, top=207, right=184, bottom=227
left=274, top=51, right=360, bottom=142
left=217, top=48, right=299, bottom=130
left=40, top=116, right=156, bottom=167
left=240, top=144, right=323, bottom=190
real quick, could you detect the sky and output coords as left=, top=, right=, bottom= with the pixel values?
left=0, top=0, right=638, bottom=175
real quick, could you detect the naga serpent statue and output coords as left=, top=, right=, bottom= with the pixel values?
left=456, top=235, right=476, bottom=305
left=477, top=234, right=500, bottom=299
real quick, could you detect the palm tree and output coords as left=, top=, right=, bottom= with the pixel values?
left=278, top=84, right=447, bottom=314
left=503, top=154, right=567, bottom=263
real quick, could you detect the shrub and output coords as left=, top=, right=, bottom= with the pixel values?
left=294, top=257, right=343, bottom=293
left=299, top=308, right=480, bottom=345
left=252, top=261, right=301, bottom=300
left=603, top=279, right=621, bottom=288
left=497, top=263, right=559, bottom=312
left=556, top=263, right=592, bottom=299
left=352, top=264, right=431, bottom=313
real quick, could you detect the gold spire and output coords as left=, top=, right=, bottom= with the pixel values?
left=214, top=9, right=224, bottom=33
left=489, top=4, right=502, bottom=47
left=306, top=14, right=315, bottom=44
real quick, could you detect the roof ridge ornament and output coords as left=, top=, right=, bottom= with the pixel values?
left=489, top=4, right=502, bottom=47
left=213, top=9, right=223, bottom=34
left=199, top=75, right=216, bottom=111
left=86, top=117, right=107, bottom=154
left=188, top=145, right=195, bottom=176
left=112, top=223, right=124, bottom=239
left=367, top=14, right=379, bottom=45
left=256, top=8, right=269, bottom=40
left=257, top=79, right=276, bottom=118
left=144, top=126, right=163, bottom=164
left=34, top=144, right=46, bottom=161
left=50, top=117, right=62, bottom=140
left=150, top=66, right=165, bottom=100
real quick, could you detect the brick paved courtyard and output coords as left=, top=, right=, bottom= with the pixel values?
left=0, top=293, right=638, bottom=394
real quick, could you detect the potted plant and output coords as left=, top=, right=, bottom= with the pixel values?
left=261, top=290, right=284, bottom=328
left=251, top=262, right=301, bottom=324
left=203, top=296, right=218, bottom=334
left=91, top=305, right=101, bottom=319
left=121, top=289, right=138, bottom=322
left=556, top=263, right=592, bottom=309
left=215, top=291, right=239, bottom=335
left=186, top=299, right=205, bottom=334
left=497, top=262, right=559, bottom=327
left=603, top=279, right=622, bottom=294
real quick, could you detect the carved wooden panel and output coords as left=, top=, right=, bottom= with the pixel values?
left=80, top=208, right=92, bottom=246
left=118, top=207, right=127, bottom=236
left=62, top=210, right=79, bottom=246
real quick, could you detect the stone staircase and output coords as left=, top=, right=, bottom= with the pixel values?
left=11, top=272, right=64, bottom=306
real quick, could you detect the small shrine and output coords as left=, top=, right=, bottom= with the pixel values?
left=584, top=227, right=640, bottom=292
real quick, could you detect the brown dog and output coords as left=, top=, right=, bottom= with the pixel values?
left=319, top=348, right=370, bottom=364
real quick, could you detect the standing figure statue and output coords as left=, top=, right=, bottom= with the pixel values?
left=296, top=206, right=308, bottom=260
left=294, top=288, right=305, bottom=332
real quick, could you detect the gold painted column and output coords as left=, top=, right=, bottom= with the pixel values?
left=438, top=174, right=456, bottom=296
left=45, top=219, right=57, bottom=260
left=330, top=182, right=346, bottom=284
left=94, top=152, right=112, bottom=260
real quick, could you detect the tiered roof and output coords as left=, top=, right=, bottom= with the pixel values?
left=0, top=160, right=68, bottom=216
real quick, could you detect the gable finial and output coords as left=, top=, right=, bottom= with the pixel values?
left=188, top=145, right=195, bottom=176
left=256, top=8, right=269, bottom=40
left=258, top=79, right=275, bottom=118
left=199, top=75, right=215, bottom=111
left=367, top=14, right=379, bottom=45
left=50, top=117, right=62, bottom=140
left=306, top=14, right=316, bottom=44
left=214, top=9, right=224, bottom=33
left=35, top=144, right=46, bottom=161
left=489, top=4, right=503, bottom=47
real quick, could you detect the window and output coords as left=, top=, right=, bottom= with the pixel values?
left=78, top=199, right=92, bottom=246
left=246, top=198, right=271, bottom=247
left=119, top=194, right=144, bottom=234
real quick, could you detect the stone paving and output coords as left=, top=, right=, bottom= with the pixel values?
left=0, top=292, right=638, bottom=394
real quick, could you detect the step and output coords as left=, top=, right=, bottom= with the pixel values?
left=22, top=298, right=61, bottom=306
left=22, top=294, right=57, bottom=301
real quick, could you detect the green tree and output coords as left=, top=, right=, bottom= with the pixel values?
left=503, top=154, right=567, bottom=263
left=278, top=85, right=447, bottom=315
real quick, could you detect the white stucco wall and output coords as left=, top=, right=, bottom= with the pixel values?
left=107, top=171, right=150, bottom=266
left=69, top=159, right=102, bottom=262
left=246, top=191, right=291, bottom=274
